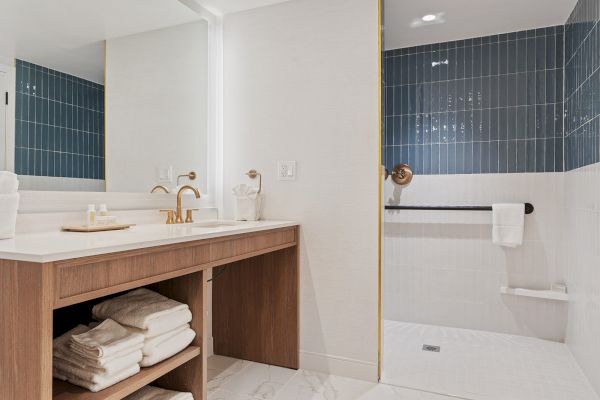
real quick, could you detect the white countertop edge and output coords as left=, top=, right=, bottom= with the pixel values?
left=0, top=221, right=299, bottom=263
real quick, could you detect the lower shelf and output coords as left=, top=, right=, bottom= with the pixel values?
left=52, top=346, right=201, bottom=400
left=500, top=286, right=569, bottom=302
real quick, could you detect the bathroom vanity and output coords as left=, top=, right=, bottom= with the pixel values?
left=0, top=221, right=299, bottom=400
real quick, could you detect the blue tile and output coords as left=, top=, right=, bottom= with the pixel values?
left=383, top=22, right=565, bottom=176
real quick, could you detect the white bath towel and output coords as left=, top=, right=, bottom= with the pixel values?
left=54, top=349, right=142, bottom=375
left=53, top=351, right=141, bottom=384
left=92, top=288, right=190, bottom=332
left=0, top=171, right=18, bottom=194
left=70, top=319, right=144, bottom=359
left=124, top=385, right=193, bottom=400
left=492, top=203, right=525, bottom=247
left=140, top=328, right=196, bottom=367
left=138, top=324, right=190, bottom=356
left=122, top=309, right=193, bottom=339
left=0, top=192, right=20, bottom=240
left=56, top=363, right=140, bottom=393
left=53, top=324, right=142, bottom=372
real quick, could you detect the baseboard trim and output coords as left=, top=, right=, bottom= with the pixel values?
left=299, top=350, right=378, bottom=382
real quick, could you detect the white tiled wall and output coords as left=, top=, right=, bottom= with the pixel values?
left=563, top=163, right=600, bottom=393
left=383, top=173, right=568, bottom=341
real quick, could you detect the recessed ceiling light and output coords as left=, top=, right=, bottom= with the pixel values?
left=422, top=14, right=437, bottom=22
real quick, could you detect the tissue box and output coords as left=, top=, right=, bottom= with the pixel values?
left=0, top=193, right=19, bottom=239
left=234, top=194, right=262, bottom=221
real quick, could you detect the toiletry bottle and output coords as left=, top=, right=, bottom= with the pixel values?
left=87, top=204, right=96, bottom=226
left=99, top=204, right=108, bottom=217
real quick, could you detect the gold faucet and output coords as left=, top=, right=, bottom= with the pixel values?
left=176, top=185, right=201, bottom=224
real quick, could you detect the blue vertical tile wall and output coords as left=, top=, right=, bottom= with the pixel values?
left=383, top=26, right=564, bottom=175
left=564, top=0, right=600, bottom=171
left=14, top=60, right=105, bottom=180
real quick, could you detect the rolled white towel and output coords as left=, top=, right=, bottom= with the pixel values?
left=0, top=171, right=18, bottom=194
left=140, top=328, right=195, bottom=367
left=57, top=363, right=140, bottom=393
left=0, top=193, right=20, bottom=240
left=70, top=319, right=144, bottom=359
left=92, top=288, right=190, bottom=333
left=124, top=385, right=193, bottom=400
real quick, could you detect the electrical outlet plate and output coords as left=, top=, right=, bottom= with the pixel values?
left=277, top=161, right=296, bottom=181
left=158, top=166, right=173, bottom=182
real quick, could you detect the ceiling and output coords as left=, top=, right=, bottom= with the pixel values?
left=0, top=0, right=293, bottom=84
left=384, top=0, right=579, bottom=50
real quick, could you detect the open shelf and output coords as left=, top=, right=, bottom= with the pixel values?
left=52, top=346, right=201, bottom=400
left=500, top=286, right=569, bottom=302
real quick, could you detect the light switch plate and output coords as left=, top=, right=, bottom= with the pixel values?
left=158, top=166, right=173, bottom=182
left=277, top=161, right=296, bottom=181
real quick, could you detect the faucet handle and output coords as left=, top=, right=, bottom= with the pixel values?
left=185, top=208, right=199, bottom=223
left=160, top=209, right=175, bottom=225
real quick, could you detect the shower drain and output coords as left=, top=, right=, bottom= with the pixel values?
left=422, top=344, right=440, bottom=352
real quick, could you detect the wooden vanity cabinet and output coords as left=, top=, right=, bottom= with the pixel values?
left=0, top=226, right=299, bottom=400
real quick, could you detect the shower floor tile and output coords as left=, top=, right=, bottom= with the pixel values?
left=382, top=320, right=599, bottom=400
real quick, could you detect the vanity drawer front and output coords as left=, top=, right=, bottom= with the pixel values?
left=54, top=243, right=210, bottom=305
left=210, top=227, right=296, bottom=262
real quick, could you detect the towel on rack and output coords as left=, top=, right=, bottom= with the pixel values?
left=54, top=363, right=140, bottom=393
left=70, top=319, right=145, bottom=359
left=92, top=288, right=191, bottom=335
left=124, top=385, right=194, bottom=400
left=492, top=203, right=525, bottom=247
left=139, top=328, right=196, bottom=367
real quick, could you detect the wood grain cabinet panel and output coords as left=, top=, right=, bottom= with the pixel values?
left=54, top=244, right=210, bottom=307
left=210, top=228, right=296, bottom=261
left=0, top=226, right=299, bottom=400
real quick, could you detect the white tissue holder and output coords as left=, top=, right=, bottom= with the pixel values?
left=234, top=193, right=262, bottom=221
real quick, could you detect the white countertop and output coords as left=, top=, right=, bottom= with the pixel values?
left=0, top=220, right=299, bottom=263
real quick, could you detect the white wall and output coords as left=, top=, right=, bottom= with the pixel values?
left=105, top=21, right=209, bottom=194
left=384, top=173, right=568, bottom=342
left=563, top=163, right=600, bottom=394
left=222, top=0, right=380, bottom=381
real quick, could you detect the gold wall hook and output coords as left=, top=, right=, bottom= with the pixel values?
left=246, top=169, right=262, bottom=193
left=390, top=163, right=413, bottom=186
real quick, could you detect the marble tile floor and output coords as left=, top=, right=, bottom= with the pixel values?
left=207, top=355, right=457, bottom=400
left=381, top=320, right=599, bottom=400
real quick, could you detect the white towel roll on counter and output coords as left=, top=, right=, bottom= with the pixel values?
left=0, top=171, right=19, bottom=193
left=0, top=171, right=19, bottom=240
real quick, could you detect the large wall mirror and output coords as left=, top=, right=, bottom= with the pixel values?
left=0, top=0, right=213, bottom=194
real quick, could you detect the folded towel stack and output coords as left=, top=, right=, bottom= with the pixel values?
left=124, top=385, right=194, bottom=400
left=53, top=320, right=144, bottom=392
left=0, top=171, right=19, bottom=240
left=93, top=288, right=196, bottom=367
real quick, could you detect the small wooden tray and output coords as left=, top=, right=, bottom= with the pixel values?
left=62, top=224, right=135, bottom=233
